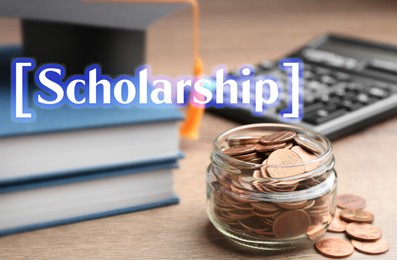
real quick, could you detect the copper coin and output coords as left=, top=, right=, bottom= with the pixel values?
left=267, top=149, right=305, bottom=178
left=252, top=209, right=280, bottom=218
left=306, top=224, right=326, bottom=240
left=293, top=134, right=322, bottom=154
left=260, top=130, right=296, bottom=144
left=251, top=202, right=280, bottom=212
left=250, top=157, right=265, bottom=164
left=233, top=152, right=258, bottom=161
left=272, top=209, right=311, bottom=239
left=351, top=238, right=389, bottom=255
left=253, top=170, right=262, bottom=178
left=345, top=223, right=382, bottom=241
left=260, top=162, right=269, bottom=177
left=256, top=142, right=287, bottom=152
left=340, top=209, right=374, bottom=223
left=223, top=144, right=257, bottom=156
left=303, top=200, right=316, bottom=210
left=227, top=135, right=261, bottom=145
left=284, top=142, right=293, bottom=149
left=238, top=216, right=268, bottom=231
left=328, top=215, right=347, bottom=233
left=336, top=194, right=366, bottom=210
left=291, top=145, right=318, bottom=171
left=316, top=238, right=354, bottom=258
left=223, top=210, right=255, bottom=220
left=275, top=200, right=307, bottom=210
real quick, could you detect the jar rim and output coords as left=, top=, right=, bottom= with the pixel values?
left=212, top=123, right=333, bottom=181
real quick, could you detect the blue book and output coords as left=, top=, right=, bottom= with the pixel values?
left=0, top=46, right=184, bottom=185
left=0, top=160, right=180, bottom=236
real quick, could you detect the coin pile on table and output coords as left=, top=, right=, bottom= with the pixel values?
left=316, top=193, right=389, bottom=258
left=210, top=130, right=333, bottom=240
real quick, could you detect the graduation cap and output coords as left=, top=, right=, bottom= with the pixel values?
left=0, top=0, right=184, bottom=74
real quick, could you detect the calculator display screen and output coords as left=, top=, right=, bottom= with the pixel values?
left=317, top=39, right=397, bottom=64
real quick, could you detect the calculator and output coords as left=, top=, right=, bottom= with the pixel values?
left=209, top=34, right=397, bottom=140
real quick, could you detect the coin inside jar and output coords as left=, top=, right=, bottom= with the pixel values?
left=267, top=149, right=305, bottom=178
left=227, top=135, right=261, bottom=146
left=223, top=144, right=257, bottom=156
left=272, top=209, right=311, bottom=239
left=260, top=130, right=296, bottom=144
left=293, top=134, right=323, bottom=154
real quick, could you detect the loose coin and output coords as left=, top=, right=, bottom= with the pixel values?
left=345, top=223, right=382, bottom=241
left=351, top=238, right=389, bottom=255
left=315, top=238, right=354, bottom=258
left=260, top=130, right=296, bottom=144
left=340, top=209, right=374, bottom=223
left=336, top=194, right=366, bottom=210
left=328, top=215, right=347, bottom=233
left=267, top=149, right=305, bottom=178
left=273, top=209, right=311, bottom=239
left=223, top=144, right=257, bottom=156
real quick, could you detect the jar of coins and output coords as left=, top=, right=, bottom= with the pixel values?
left=206, top=123, right=337, bottom=250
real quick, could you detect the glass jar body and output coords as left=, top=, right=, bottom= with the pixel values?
left=206, top=124, right=337, bottom=250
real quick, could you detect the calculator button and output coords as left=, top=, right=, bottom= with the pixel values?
left=368, top=87, right=389, bottom=98
left=303, top=108, right=348, bottom=125
left=307, top=80, right=323, bottom=90
left=304, top=93, right=316, bottom=103
left=346, top=82, right=365, bottom=91
left=304, top=70, right=315, bottom=80
left=320, top=94, right=330, bottom=103
left=304, top=63, right=313, bottom=70
left=304, top=102, right=324, bottom=114
left=334, top=72, right=351, bottom=81
left=314, top=67, right=332, bottom=75
left=320, top=75, right=337, bottom=85
left=341, top=100, right=363, bottom=111
left=327, top=97, right=343, bottom=107
left=356, top=93, right=370, bottom=104
left=334, top=88, right=347, bottom=97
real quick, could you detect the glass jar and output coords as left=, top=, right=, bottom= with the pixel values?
left=206, top=123, right=337, bottom=250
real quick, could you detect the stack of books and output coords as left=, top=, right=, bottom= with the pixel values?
left=0, top=46, right=183, bottom=236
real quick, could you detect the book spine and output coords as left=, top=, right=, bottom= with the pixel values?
left=0, top=195, right=179, bottom=236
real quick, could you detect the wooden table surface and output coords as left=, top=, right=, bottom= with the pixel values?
left=1, top=0, right=397, bottom=259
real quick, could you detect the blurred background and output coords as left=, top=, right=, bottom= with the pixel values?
left=2, top=0, right=397, bottom=77
left=1, top=1, right=397, bottom=258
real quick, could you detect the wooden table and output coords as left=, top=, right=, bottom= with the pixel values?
left=1, top=0, right=397, bottom=259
